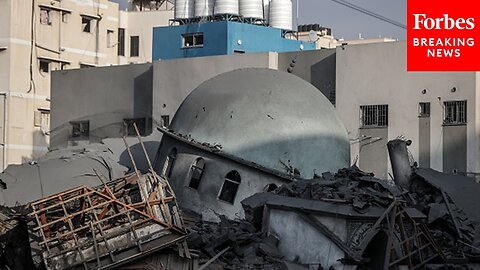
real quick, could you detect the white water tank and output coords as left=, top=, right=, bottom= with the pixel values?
left=195, top=0, right=214, bottom=16
left=269, top=0, right=292, bottom=30
left=214, top=0, right=239, bottom=15
left=175, top=0, right=195, bottom=18
left=239, top=0, right=263, bottom=19
left=263, top=0, right=270, bottom=21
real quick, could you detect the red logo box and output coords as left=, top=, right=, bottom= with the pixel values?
left=407, top=0, right=480, bottom=71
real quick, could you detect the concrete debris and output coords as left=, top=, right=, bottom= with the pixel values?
left=186, top=214, right=308, bottom=269
left=271, top=165, right=399, bottom=213
left=0, top=171, right=187, bottom=270
left=410, top=168, right=480, bottom=261
left=0, top=143, right=129, bottom=207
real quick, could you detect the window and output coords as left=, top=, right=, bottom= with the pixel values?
left=130, top=36, right=139, bottom=57
left=34, top=109, right=50, bottom=128
left=161, top=115, right=170, bottom=127
left=444, top=100, right=467, bottom=124
left=218, top=170, right=241, bottom=204
left=182, top=33, right=204, bottom=48
left=70, top=121, right=89, bottom=138
left=39, top=60, right=49, bottom=73
left=360, top=105, right=388, bottom=128
left=40, top=8, right=51, bottom=25
left=162, top=148, right=177, bottom=178
left=82, top=17, right=92, bottom=33
left=62, top=12, right=69, bottom=23
left=419, top=102, right=430, bottom=117
left=118, top=28, right=125, bottom=56
left=124, top=118, right=147, bottom=136
left=188, top=158, right=205, bottom=189
left=233, top=50, right=245, bottom=54
left=107, top=30, right=114, bottom=48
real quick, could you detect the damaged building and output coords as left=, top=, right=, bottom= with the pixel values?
left=152, top=68, right=349, bottom=220
left=2, top=65, right=480, bottom=269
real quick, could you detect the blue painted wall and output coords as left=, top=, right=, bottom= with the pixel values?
left=152, top=21, right=315, bottom=60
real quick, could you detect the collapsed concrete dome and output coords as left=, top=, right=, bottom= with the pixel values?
left=168, top=68, right=349, bottom=178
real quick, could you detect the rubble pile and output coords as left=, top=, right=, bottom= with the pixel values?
left=0, top=206, right=33, bottom=270
left=187, top=215, right=303, bottom=269
left=409, top=175, right=480, bottom=260
left=272, top=165, right=398, bottom=213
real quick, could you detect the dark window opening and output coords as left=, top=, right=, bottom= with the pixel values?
left=444, top=100, right=467, bottom=124
left=360, top=104, right=388, bottom=128
left=188, top=158, right=205, bottom=189
left=162, top=148, right=177, bottom=178
left=218, top=170, right=241, bottom=204
left=130, top=36, right=139, bottom=57
left=161, top=115, right=170, bottom=127
left=234, top=50, right=245, bottom=54
left=419, top=102, right=430, bottom=117
left=118, top=28, right=125, bottom=56
left=182, top=33, right=204, bottom=48
left=124, top=118, right=150, bottom=136
left=39, top=60, right=49, bottom=73
left=82, top=17, right=92, bottom=33
left=40, top=9, right=51, bottom=25
left=71, top=121, right=89, bottom=139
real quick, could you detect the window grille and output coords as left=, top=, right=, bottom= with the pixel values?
left=360, top=105, right=388, bottom=127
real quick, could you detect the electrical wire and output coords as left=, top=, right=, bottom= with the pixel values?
left=328, top=0, right=406, bottom=29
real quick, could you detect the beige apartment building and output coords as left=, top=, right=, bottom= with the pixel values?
left=0, top=0, right=173, bottom=169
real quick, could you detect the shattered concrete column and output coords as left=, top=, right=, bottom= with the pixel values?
left=387, top=139, right=413, bottom=188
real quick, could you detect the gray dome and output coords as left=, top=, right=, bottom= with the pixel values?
left=169, top=68, right=349, bottom=178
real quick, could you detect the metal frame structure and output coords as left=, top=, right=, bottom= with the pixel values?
left=28, top=123, right=187, bottom=270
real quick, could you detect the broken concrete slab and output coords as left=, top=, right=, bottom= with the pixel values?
left=0, top=144, right=129, bottom=207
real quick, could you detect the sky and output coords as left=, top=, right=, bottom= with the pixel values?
left=112, top=0, right=406, bottom=40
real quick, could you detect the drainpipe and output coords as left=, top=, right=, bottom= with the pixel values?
left=0, top=93, right=7, bottom=171
left=387, top=139, right=413, bottom=188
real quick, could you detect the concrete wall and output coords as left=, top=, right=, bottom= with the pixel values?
left=336, top=41, right=478, bottom=177
left=358, top=128, right=388, bottom=179
left=153, top=136, right=287, bottom=221
left=152, top=21, right=314, bottom=60
left=265, top=209, right=351, bottom=269
left=278, top=49, right=336, bottom=103
left=443, top=125, right=467, bottom=173
left=152, top=52, right=275, bottom=123
left=51, top=63, right=153, bottom=147
left=418, top=116, right=430, bottom=167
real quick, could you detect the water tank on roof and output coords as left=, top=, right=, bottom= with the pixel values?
left=214, top=0, right=239, bottom=15
left=195, top=0, right=214, bottom=16
left=263, top=0, right=270, bottom=21
left=240, top=0, right=263, bottom=19
left=269, top=0, right=292, bottom=30
left=175, top=0, right=195, bottom=19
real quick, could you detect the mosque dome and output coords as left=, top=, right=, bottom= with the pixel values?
left=168, top=68, right=349, bottom=178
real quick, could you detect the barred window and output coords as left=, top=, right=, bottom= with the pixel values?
left=360, top=105, right=388, bottom=127
left=444, top=100, right=467, bottom=124
left=419, top=102, right=430, bottom=117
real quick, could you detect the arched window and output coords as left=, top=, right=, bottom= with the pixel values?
left=218, top=170, right=241, bottom=204
left=161, top=148, right=177, bottom=178
left=188, top=158, right=205, bottom=189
